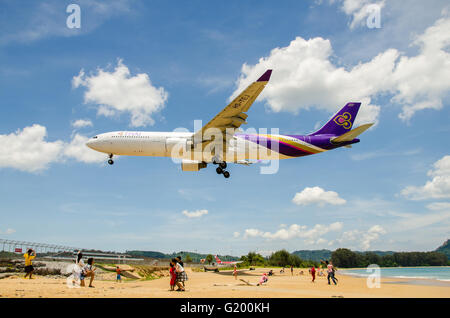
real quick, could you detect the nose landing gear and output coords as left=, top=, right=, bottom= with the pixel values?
left=107, top=154, right=114, bottom=165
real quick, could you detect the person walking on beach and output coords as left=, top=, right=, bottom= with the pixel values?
left=116, top=266, right=122, bottom=283
left=311, top=266, right=316, bottom=283
left=23, top=249, right=36, bottom=279
left=326, top=260, right=337, bottom=285
left=173, top=258, right=186, bottom=291
left=290, top=265, right=294, bottom=276
left=233, top=264, right=238, bottom=280
left=169, top=261, right=177, bottom=291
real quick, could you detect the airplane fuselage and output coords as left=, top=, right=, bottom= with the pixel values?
left=86, top=130, right=359, bottom=166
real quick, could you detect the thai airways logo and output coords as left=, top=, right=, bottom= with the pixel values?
left=333, top=112, right=352, bottom=129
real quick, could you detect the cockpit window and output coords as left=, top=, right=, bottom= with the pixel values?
left=93, top=136, right=98, bottom=139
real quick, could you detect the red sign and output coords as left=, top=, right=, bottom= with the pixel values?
left=15, top=248, right=22, bottom=253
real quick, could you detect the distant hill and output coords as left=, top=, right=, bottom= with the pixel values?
left=436, top=239, right=450, bottom=259
left=126, top=250, right=239, bottom=263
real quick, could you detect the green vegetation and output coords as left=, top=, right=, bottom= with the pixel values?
left=185, top=254, right=192, bottom=263
left=0, top=251, right=21, bottom=259
left=126, top=250, right=238, bottom=263
left=331, top=248, right=448, bottom=268
left=205, top=254, right=213, bottom=264
left=435, top=239, right=450, bottom=260
left=238, top=250, right=318, bottom=268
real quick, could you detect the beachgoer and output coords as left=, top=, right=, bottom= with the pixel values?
left=268, top=270, right=273, bottom=276
left=116, top=266, right=122, bottom=283
left=80, top=257, right=96, bottom=287
left=72, top=251, right=84, bottom=285
left=176, top=256, right=186, bottom=288
left=169, top=261, right=176, bottom=291
left=174, top=258, right=187, bottom=291
left=326, top=261, right=337, bottom=285
left=257, top=273, right=268, bottom=286
left=291, top=265, right=294, bottom=276
left=24, top=249, right=36, bottom=279
left=233, top=265, right=238, bottom=280
left=311, top=266, right=316, bottom=283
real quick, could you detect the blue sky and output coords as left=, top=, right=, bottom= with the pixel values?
left=0, top=0, right=449, bottom=256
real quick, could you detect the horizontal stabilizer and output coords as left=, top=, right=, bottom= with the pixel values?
left=331, top=123, right=374, bottom=143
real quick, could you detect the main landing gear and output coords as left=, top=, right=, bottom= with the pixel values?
left=107, top=154, right=114, bottom=165
left=213, top=160, right=230, bottom=178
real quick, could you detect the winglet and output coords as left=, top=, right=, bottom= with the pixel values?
left=257, top=69, right=272, bottom=82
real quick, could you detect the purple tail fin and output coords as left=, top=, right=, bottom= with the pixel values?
left=310, top=102, right=361, bottom=136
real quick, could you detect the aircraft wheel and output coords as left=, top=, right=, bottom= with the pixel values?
left=108, top=159, right=114, bottom=165
left=223, top=171, right=230, bottom=178
left=219, top=162, right=227, bottom=169
left=216, top=167, right=223, bottom=174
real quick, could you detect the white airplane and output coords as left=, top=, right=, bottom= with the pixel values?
left=214, top=255, right=243, bottom=266
left=86, top=69, right=372, bottom=178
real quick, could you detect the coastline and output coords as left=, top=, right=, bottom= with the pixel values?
left=339, top=266, right=450, bottom=287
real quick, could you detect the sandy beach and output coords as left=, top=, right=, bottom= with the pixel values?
left=1, top=267, right=449, bottom=298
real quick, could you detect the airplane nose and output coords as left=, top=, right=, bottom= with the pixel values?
left=86, top=139, right=96, bottom=149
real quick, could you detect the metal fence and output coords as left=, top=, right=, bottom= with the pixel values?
left=0, top=238, right=78, bottom=254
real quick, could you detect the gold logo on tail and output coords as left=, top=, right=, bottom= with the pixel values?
left=333, top=112, right=352, bottom=129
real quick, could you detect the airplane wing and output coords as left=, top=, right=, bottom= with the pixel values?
left=191, top=70, right=272, bottom=158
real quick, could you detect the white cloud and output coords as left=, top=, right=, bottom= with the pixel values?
left=0, top=228, right=16, bottom=235
left=182, top=209, right=209, bottom=218
left=333, top=225, right=386, bottom=250
left=426, top=202, right=450, bottom=211
left=230, top=15, right=450, bottom=124
left=0, top=125, right=107, bottom=173
left=233, top=232, right=240, bottom=238
left=63, top=134, right=106, bottom=164
left=292, top=186, right=346, bottom=206
left=73, top=59, right=168, bottom=127
left=401, top=155, right=450, bottom=200
left=0, top=125, right=64, bottom=173
left=243, top=222, right=343, bottom=241
left=71, top=119, right=93, bottom=129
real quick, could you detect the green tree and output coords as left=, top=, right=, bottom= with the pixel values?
left=206, top=254, right=213, bottom=265
left=185, top=254, right=192, bottom=263
left=268, top=250, right=291, bottom=267
left=240, top=252, right=266, bottom=266
left=331, top=248, right=359, bottom=268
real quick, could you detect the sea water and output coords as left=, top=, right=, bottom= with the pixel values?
left=341, top=266, right=450, bottom=282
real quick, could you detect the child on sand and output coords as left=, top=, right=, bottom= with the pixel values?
left=173, top=258, right=186, bottom=291
left=169, top=261, right=176, bottom=291
left=23, top=249, right=36, bottom=279
left=257, top=273, right=268, bottom=286
left=233, top=265, right=237, bottom=280
left=116, top=266, right=122, bottom=283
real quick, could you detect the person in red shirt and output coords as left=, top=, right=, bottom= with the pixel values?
left=311, top=266, right=316, bottom=283
left=116, top=266, right=122, bottom=283
left=169, top=261, right=176, bottom=291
